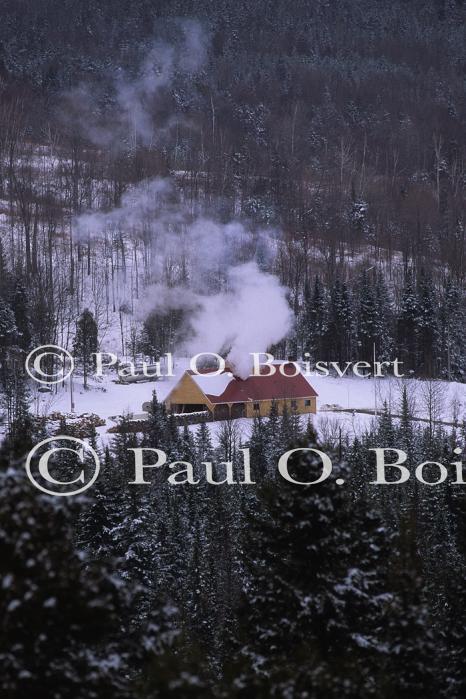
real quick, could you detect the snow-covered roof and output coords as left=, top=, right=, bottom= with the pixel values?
left=190, top=371, right=235, bottom=396
left=187, top=366, right=318, bottom=404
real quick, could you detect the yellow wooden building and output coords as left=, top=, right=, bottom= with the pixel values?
left=159, top=363, right=318, bottom=420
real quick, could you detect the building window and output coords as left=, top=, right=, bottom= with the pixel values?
left=291, top=400, right=297, bottom=409
left=304, top=399, right=311, bottom=406
left=253, top=402, right=260, bottom=411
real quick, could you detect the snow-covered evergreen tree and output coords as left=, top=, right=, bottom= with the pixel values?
left=73, top=308, right=98, bottom=389
left=230, top=437, right=436, bottom=697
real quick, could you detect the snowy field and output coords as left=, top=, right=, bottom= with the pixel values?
left=28, top=359, right=466, bottom=448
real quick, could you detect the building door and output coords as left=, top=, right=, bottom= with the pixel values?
left=214, top=404, right=230, bottom=420
left=231, top=403, right=245, bottom=418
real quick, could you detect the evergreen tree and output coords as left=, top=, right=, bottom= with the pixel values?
left=0, top=371, right=36, bottom=458
left=305, top=276, right=329, bottom=360
left=0, top=460, right=135, bottom=698
left=248, top=413, right=267, bottom=469
left=416, top=271, right=439, bottom=377
left=356, top=269, right=391, bottom=364
left=139, top=309, right=184, bottom=358
left=279, top=401, right=294, bottom=447
left=142, top=391, right=167, bottom=447
left=345, top=436, right=368, bottom=500
left=73, top=308, right=98, bottom=389
left=376, top=401, right=396, bottom=445
left=78, top=444, right=115, bottom=556
left=398, top=385, right=415, bottom=454
left=326, top=277, right=354, bottom=363
left=439, top=277, right=464, bottom=380
left=11, top=278, right=31, bottom=351
left=397, top=269, right=419, bottom=374
left=180, top=423, right=196, bottom=464
left=195, top=420, right=214, bottom=463
left=375, top=271, right=394, bottom=360
left=165, top=411, right=182, bottom=460
left=0, top=298, right=17, bottom=351
left=289, top=403, right=303, bottom=442
left=229, top=439, right=437, bottom=697
left=264, top=401, right=282, bottom=474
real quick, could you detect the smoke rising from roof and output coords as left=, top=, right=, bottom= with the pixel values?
left=74, top=178, right=293, bottom=377
left=71, top=23, right=293, bottom=376
left=187, top=261, right=293, bottom=379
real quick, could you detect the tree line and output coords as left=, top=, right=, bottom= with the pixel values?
left=2, top=387, right=466, bottom=697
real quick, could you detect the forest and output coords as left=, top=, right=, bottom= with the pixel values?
left=1, top=1, right=466, bottom=697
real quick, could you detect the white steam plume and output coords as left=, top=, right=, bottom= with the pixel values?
left=62, top=19, right=207, bottom=149
left=74, top=177, right=293, bottom=375
left=188, top=262, right=293, bottom=379
left=71, top=24, right=293, bottom=375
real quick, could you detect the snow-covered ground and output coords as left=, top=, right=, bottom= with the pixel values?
left=29, top=361, right=466, bottom=447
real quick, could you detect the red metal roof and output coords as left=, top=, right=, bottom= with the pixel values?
left=188, top=363, right=318, bottom=404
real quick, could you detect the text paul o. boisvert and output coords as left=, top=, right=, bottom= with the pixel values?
left=126, top=447, right=466, bottom=486
left=25, top=442, right=466, bottom=496
left=88, top=351, right=406, bottom=379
